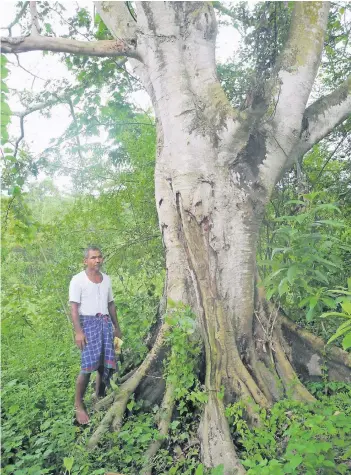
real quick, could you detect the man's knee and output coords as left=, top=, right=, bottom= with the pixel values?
left=78, top=372, right=91, bottom=382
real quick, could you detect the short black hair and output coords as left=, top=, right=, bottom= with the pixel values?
left=83, top=246, right=102, bottom=259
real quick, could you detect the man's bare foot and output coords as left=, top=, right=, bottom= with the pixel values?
left=75, top=405, right=89, bottom=424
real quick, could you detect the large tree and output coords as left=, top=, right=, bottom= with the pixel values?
left=2, top=2, right=351, bottom=473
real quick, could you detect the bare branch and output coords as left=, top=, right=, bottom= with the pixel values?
left=14, top=115, right=25, bottom=158
left=1, top=2, right=29, bottom=36
left=48, top=4, right=91, bottom=40
left=14, top=53, right=47, bottom=83
left=1, top=35, right=140, bottom=58
left=296, top=76, right=351, bottom=159
left=312, top=134, right=347, bottom=187
left=29, top=2, right=41, bottom=36
left=12, top=94, right=66, bottom=118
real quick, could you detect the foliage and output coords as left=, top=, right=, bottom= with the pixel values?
left=320, top=278, right=351, bottom=350
left=1, top=54, right=11, bottom=144
left=225, top=383, right=351, bottom=474
left=261, top=191, right=351, bottom=333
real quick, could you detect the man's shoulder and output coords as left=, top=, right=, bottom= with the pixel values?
left=102, top=272, right=111, bottom=282
left=70, top=271, right=86, bottom=283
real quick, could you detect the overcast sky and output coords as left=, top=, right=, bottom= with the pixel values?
left=2, top=1, right=242, bottom=191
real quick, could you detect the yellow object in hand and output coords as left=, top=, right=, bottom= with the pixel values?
left=114, top=337, right=123, bottom=354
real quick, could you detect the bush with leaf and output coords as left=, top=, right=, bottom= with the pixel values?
left=261, top=191, right=351, bottom=326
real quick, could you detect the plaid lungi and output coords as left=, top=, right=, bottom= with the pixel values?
left=80, top=314, right=116, bottom=383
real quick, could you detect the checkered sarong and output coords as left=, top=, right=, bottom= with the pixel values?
left=80, top=314, right=116, bottom=383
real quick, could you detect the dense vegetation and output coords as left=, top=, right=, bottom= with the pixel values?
left=1, top=2, right=351, bottom=474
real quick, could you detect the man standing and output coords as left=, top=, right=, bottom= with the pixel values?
left=69, top=246, right=122, bottom=424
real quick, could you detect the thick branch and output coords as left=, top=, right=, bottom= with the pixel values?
left=29, top=2, right=41, bottom=36
left=95, top=1, right=137, bottom=45
left=270, top=2, right=330, bottom=136
left=1, top=35, right=139, bottom=58
left=294, top=76, right=351, bottom=160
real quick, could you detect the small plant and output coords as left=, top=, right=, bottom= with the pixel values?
left=320, top=277, right=351, bottom=350
left=261, top=192, right=350, bottom=324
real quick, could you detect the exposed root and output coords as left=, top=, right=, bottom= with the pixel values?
left=273, top=335, right=316, bottom=402
left=87, top=321, right=169, bottom=449
left=199, top=393, right=246, bottom=475
left=280, top=314, right=351, bottom=368
left=141, top=381, right=176, bottom=475
left=94, top=392, right=115, bottom=412
left=119, top=367, right=139, bottom=384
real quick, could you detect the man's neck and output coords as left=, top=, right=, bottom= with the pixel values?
left=85, top=269, right=102, bottom=278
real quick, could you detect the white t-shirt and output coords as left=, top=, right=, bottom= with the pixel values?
left=69, top=271, right=114, bottom=316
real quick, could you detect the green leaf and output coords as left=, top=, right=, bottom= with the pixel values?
left=312, top=255, right=342, bottom=269
left=195, top=464, right=204, bottom=475
left=278, top=278, right=289, bottom=297
left=313, top=270, right=329, bottom=284
left=314, top=203, right=341, bottom=213
left=321, top=312, right=351, bottom=319
left=110, top=379, right=119, bottom=391
left=211, top=465, right=225, bottom=475
left=306, top=306, right=315, bottom=322
left=314, top=220, right=346, bottom=228
left=327, top=324, right=351, bottom=344
left=284, top=454, right=303, bottom=471
left=63, top=457, right=74, bottom=472
left=341, top=301, right=351, bottom=315
left=342, top=333, right=351, bottom=350
left=287, top=265, right=298, bottom=284
left=284, top=199, right=305, bottom=206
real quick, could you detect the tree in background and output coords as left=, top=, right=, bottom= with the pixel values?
left=2, top=2, right=351, bottom=473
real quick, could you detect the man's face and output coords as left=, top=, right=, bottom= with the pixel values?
left=84, top=250, right=103, bottom=271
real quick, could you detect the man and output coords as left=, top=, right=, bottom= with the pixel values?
left=69, top=246, right=122, bottom=424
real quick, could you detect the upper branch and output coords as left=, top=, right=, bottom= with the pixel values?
left=294, top=76, right=351, bottom=160
left=29, top=1, right=41, bottom=36
left=1, top=35, right=140, bottom=58
left=212, top=2, right=237, bottom=20
left=1, top=2, right=29, bottom=36
left=269, top=2, right=330, bottom=138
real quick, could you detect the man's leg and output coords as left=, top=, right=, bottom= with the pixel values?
left=75, top=372, right=91, bottom=424
left=95, top=366, right=106, bottom=398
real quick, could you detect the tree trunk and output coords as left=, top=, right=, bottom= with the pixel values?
left=107, top=3, right=350, bottom=472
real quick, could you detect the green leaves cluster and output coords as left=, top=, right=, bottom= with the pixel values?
left=226, top=385, right=351, bottom=474
left=165, top=302, right=205, bottom=408
left=261, top=191, right=350, bottom=327
left=1, top=54, right=11, bottom=144
left=320, top=278, right=351, bottom=350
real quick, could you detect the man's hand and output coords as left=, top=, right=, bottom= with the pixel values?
left=75, top=331, right=87, bottom=350
left=113, top=327, right=122, bottom=339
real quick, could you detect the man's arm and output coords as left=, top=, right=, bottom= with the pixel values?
left=71, top=302, right=87, bottom=350
left=108, top=301, right=122, bottom=339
